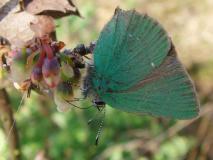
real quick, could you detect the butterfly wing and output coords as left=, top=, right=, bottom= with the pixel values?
left=101, top=46, right=199, bottom=119
left=91, top=8, right=199, bottom=119
left=93, top=8, right=171, bottom=90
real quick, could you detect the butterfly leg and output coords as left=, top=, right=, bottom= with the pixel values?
left=87, top=105, right=106, bottom=145
left=95, top=107, right=106, bottom=145
left=87, top=107, right=104, bottom=124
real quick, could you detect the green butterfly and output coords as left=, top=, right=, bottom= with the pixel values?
left=82, top=8, right=200, bottom=119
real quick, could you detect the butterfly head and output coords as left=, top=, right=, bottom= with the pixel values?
left=92, top=97, right=105, bottom=111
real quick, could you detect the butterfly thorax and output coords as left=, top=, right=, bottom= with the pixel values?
left=82, top=64, right=106, bottom=111
left=82, top=64, right=100, bottom=98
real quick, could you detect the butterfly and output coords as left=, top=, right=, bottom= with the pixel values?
left=82, top=8, right=200, bottom=119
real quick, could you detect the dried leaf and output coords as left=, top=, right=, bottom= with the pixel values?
left=0, top=0, right=79, bottom=46
left=22, top=0, right=81, bottom=18
left=30, top=15, right=55, bottom=37
left=0, top=11, right=35, bottom=46
left=0, top=0, right=55, bottom=46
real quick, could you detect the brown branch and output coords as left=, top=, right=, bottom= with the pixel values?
left=0, top=88, right=21, bottom=160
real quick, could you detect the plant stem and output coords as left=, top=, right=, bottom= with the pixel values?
left=0, top=88, right=21, bottom=160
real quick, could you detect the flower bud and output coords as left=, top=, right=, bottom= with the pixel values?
left=31, top=66, right=42, bottom=84
left=42, top=57, right=60, bottom=88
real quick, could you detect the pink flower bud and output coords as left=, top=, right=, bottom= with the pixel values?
left=31, top=66, right=42, bottom=84
left=42, top=57, right=60, bottom=88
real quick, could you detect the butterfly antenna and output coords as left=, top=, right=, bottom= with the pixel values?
left=95, top=108, right=106, bottom=146
left=5, top=92, right=26, bottom=149
left=65, top=100, right=93, bottom=110
left=83, top=55, right=91, bottom=60
left=73, top=97, right=86, bottom=101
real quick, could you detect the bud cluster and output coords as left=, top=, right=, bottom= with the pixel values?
left=0, top=35, right=94, bottom=112
left=8, top=36, right=64, bottom=89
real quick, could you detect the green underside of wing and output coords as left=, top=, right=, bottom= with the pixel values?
left=91, top=8, right=199, bottom=119
left=93, top=8, right=171, bottom=91
left=101, top=55, right=199, bottom=119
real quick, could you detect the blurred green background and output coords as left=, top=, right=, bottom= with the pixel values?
left=1, top=0, right=213, bottom=159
